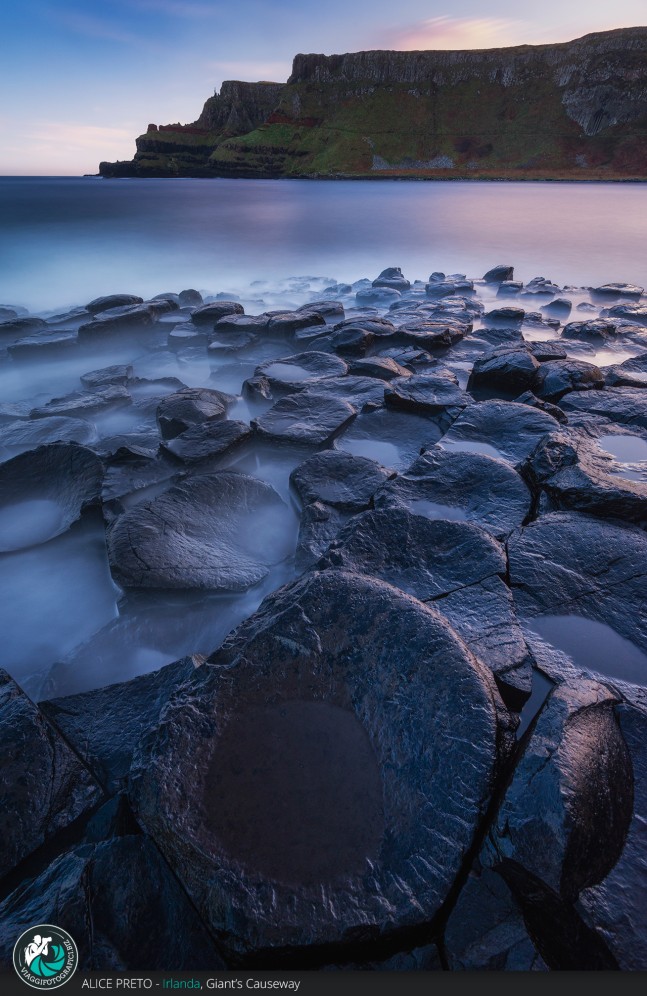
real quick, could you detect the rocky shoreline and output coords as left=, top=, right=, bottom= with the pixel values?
left=0, top=266, right=646, bottom=970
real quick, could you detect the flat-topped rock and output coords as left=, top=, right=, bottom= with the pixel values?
left=161, top=419, right=251, bottom=465
left=483, top=307, right=525, bottom=327
left=290, top=450, right=391, bottom=512
left=319, top=509, right=531, bottom=703
left=601, top=303, right=647, bottom=326
left=267, top=310, right=327, bottom=335
left=252, top=392, right=356, bottom=446
left=374, top=446, right=531, bottom=539
left=130, top=570, right=509, bottom=959
left=469, top=344, right=540, bottom=394
left=29, top=385, right=131, bottom=420
left=385, top=375, right=470, bottom=417
left=593, top=283, right=644, bottom=299
left=440, top=400, right=560, bottom=464
left=396, top=318, right=468, bottom=349
left=78, top=305, right=157, bottom=341
left=533, top=359, right=605, bottom=401
left=254, top=351, right=348, bottom=392
left=80, top=364, right=134, bottom=388
left=108, top=471, right=294, bottom=591
left=560, top=387, right=647, bottom=429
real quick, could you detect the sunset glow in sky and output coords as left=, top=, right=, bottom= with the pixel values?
left=2, top=0, right=645, bottom=175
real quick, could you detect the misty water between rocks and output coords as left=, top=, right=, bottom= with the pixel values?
left=1, top=176, right=646, bottom=701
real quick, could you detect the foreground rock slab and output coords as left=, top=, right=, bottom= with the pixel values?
left=0, top=670, right=102, bottom=880
left=130, top=570, right=509, bottom=960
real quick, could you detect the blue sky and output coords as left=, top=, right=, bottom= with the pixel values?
left=2, top=0, right=645, bottom=175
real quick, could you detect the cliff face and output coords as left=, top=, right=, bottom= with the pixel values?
left=100, top=81, right=284, bottom=177
left=100, top=28, right=647, bottom=179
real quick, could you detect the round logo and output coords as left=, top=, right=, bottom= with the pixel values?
left=13, top=925, right=78, bottom=989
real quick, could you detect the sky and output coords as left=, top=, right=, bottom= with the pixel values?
left=1, top=0, right=645, bottom=175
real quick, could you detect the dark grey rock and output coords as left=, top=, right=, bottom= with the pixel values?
left=483, top=307, right=525, bottom=327
left=372, top=267, right=410, bottom=291
left=522, top=430, right=647, bottom=524
left=167, top=323, right=209, bottom=349
left=0, top=669, right=102, bottom=880
left=541, top=298, right=572, bottom=319
left=592, top=282, right=643, bottom=299
left=77, top=306, right=157, bottom=341
left=496, top=280, right=524, bottom=297
left=601, top=304, right=647, bottom=326
left=296, top=299, right=345, bottom=319
left=86, top=294, right=143, bottom=314
left=469, top=345, right=540, bottom=394
left=349, top=356, right=411, bottom=380
left=336, top=407, right=443, bottom=470
left=445, top=867, right=547, bottom=970
left=560, top=387, right=647, bottom=429
left=29, top=386, right=131, bottom=420
left=396, top=318, right=468, bottom=349
left=80, top=364, right=133, bottom=388
left=320, top=509, right=531, bottom=702
left=130, top=570, right=509, bottom=959
left=254, top=351, right=348, bottom=392
left=267, top=311, right=327, bottom=335
left=178, top=288, right=203, bottom=307
left=213, top=314, right=270, bottom=334
left=41, top=657, right=199, bottom=791
left=252, top=392, right=356, bottom=446
left=374, top=446, right=531, bottom=539
left=0, top=417, right=98, bottom=460
left=514, top=391, right=568, bottom=423
left=161, top=419, right=251, bottom=465
left=527, top=341, right=569, bottom=361
left=290, top=450, right=391, bottom=512
left=356, top=286, right=401, bottom=305
left=577, top=702, right=647, bottom=970
left=0, top=443, right=103, bottom=551
left=508, top=511, right=647, bottom=662
left=385, top=375, right=470, bottom=416
left=483, top=265, right=514, bottom=283
left=485, top=679, right=631, bottom=903
left=0, top=835, right=225, bottom=970
left=533, top=359, right=605, bottom=401
left=156, top=387, right=230, bottom=439
left=8, top=331, right=78, bottom=359
left=440, top=400, right=560, bottom=464
left=294, top=501, right=348, bottom=570
left=562, top=319, right=622, bottom=340
left=108, top=471, right=294, bottom=591
left=191, top=301, right=244, bottom=325
left=0, top=317, right=47, bottom=340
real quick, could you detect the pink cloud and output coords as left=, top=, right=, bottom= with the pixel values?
left=380, top=16, right=533, bottom=51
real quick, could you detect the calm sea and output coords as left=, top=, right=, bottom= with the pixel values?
left=1, top=177, right=646, bottom=311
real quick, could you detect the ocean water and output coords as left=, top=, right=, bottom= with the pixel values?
left=1, top=177, right=647, bottom=312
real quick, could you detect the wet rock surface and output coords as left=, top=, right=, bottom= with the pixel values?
left=2, top=266, right=647, bottom=969
left=130, top=570, right=509, bottom=959
left=0, top=669, right=102, bottom=879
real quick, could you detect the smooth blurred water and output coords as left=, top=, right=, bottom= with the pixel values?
left=1, top=177, right=647, bottom=312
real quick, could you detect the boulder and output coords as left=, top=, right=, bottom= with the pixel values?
left=254, top=351, right=348, bottom=393
left=483, top=307, right=525, bottom=327
left=600, top=303, right=647, bottom=326
left=130, top=570, right=509, bottom=959
left=267, top=311, right=327, bottom=335
left=8, top=331, right=78, bottom=360
left=349, top=356, right=411, bottom=380
left=77, top=305, right=157, bottom=341
left=178, top=288, right=203, bottom=307
left=80, top=364, right=133, bottom=388
left=541, top=298, right=572, bottom=319
left=355, top=286, right=401, bottom=305
left=483, top=265, right=514, bottom=283
left=561, top=320, right=622, bottom=340
left=384, top=375, right=470, bottom=419
left=108, top=472, right=294, bottom=591
left=592, top=282, right=643, bottom=299
left=29, top=386, right=131, bottom=420
left=396, top=318, right=467, bottom=349
left=469, top=345, right=540, bottom=394
left=372, top=267, right=411, bottom=291
left=191, top=301, right=244, bottom=325
left=296, top=299, right=345, bottom=319
left=560, top=387, right=647, bottom=429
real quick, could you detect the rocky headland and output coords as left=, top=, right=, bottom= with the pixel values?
left=100, top=27, right=647, bottom=180
left=1, top=267, right=647, bottom=970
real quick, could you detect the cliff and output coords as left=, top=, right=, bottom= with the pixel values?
left=100, top=27, right=647, bottom=180
left=100, top=81, right=285, bottom=177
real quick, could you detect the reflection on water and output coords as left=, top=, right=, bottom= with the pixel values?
left=408, top=499, right=468, bottom=522
left=598, top=433, right=647, bottom=484
left=525, top=614, right=647, bottom=685
left=516, top=670, right=554, bottom=738
left=339, top=438, right=402, bottom=468
left=2, top=178, right=647, bottom=311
